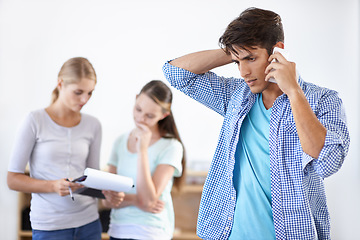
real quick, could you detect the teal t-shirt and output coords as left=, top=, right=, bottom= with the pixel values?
left=229, top=94, right=276, bottom=240
left=107, top=132, right=183, bottom=238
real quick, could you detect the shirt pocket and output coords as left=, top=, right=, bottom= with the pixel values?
left=283, top=121, right=298, bottom=135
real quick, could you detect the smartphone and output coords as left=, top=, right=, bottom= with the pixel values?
left=268, top=47, right=287, bottom=84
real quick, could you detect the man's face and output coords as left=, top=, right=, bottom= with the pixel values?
left=230, top=45, right=272, bottom=94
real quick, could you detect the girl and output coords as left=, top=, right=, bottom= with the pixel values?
left=7, top=57, right=123, bottom=240
left=103, top=80, right=186, bottom=240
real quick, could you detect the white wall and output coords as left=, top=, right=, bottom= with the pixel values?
left=0, top=0, right=359, bottom=239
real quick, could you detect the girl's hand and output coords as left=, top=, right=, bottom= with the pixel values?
left=102, top=190, right=125, bottom=208
left=133, top=123, right=152, bottom=152
left=136, top=198, right=165, bottom=213
left=148, top=199, right=165, bottom=214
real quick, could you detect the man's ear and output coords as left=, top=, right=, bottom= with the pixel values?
left=274, top=41, right=285, bottom=49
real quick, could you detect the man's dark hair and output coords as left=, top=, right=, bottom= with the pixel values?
left=219, top=7, right=284, bottom=56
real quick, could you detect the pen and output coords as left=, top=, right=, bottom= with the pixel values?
left=66, top=179, right=74, bottom=201
left=69, top=186, right=74, bottom=201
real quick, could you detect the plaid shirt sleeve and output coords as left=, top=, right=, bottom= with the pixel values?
left=312, top=89, right=350, bottom=178
left=270, top=81, right=350, bottom=240
left=162, top=61, right=241, bottom=117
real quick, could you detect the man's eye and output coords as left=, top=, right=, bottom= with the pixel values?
left=75, top=91, right=82, bottom=95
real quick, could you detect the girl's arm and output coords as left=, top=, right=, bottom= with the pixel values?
left=136, top=155, right=175, bottom=211
left=134, top=124, right=177, bottom=212
left=102, top=165, right=163, bottom=212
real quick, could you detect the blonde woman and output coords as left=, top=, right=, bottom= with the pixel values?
left=7, top=57, right=123, bottom=240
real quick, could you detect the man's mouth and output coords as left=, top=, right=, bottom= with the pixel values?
left=245, top=79, right=257, bottom=86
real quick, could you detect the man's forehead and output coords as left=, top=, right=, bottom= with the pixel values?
left=231, top=48, right=253, bottom=59
left=232, top=45, right=260, bottom=54
left=231, top=45, right=266, bottom=58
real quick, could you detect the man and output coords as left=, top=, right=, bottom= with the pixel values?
left=162, top=7, right=349, bottom=240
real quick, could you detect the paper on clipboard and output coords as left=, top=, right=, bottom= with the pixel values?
left=78, top=168, right=134, bottom=192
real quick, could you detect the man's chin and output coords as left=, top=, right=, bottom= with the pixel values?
left=249, top=82, right=270, bottom=94
left=249, top=87, right=262, bottom=94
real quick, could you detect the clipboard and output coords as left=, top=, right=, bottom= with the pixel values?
left=72, top=168, right=134, bottom=199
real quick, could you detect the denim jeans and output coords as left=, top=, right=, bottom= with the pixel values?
left=110, top=238, right=136, bottom=240
left=32, top=219, right=102, bottom=240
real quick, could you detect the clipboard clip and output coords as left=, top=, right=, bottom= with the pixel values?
left=72, top=175, right=87, bottom=182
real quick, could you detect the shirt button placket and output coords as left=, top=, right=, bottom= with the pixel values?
left=223, top=225, right=230, bottom=239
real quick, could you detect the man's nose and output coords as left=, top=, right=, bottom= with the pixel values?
left=239, top=62, right=250, bottom=78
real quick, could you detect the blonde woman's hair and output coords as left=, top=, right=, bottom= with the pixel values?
left=51, top=57, right=97, bottom=104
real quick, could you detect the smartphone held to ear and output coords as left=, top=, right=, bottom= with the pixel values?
left=268, top=47, right=288, bottom=84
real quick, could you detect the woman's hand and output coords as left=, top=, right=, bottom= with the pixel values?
left=52, top=178, right=83, bottom=196
left=102, top=190, right=125, bottom=208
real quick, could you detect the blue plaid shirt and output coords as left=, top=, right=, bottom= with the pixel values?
left=163, top=62, right=350, bottom=240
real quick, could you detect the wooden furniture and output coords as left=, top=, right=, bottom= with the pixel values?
left=17, top=171, right=205, bottom=240
left=172, top=184, right=203, bottom=240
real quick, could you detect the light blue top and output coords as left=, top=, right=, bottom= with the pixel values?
left=107, top=132, right=183, bottom=238
left=163, top=61, right=350, bottom=240
left=229, top=94, right=275, bottom=240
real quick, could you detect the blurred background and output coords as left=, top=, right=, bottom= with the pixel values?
left=0, top=0, right=359, bottom=239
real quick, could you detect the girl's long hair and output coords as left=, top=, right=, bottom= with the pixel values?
left=140, top=80, right=186, bottom=190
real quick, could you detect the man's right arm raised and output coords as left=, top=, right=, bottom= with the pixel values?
left=163, top=49, right=238, bottom=117
left=169, top=49, right=233, bottom=74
